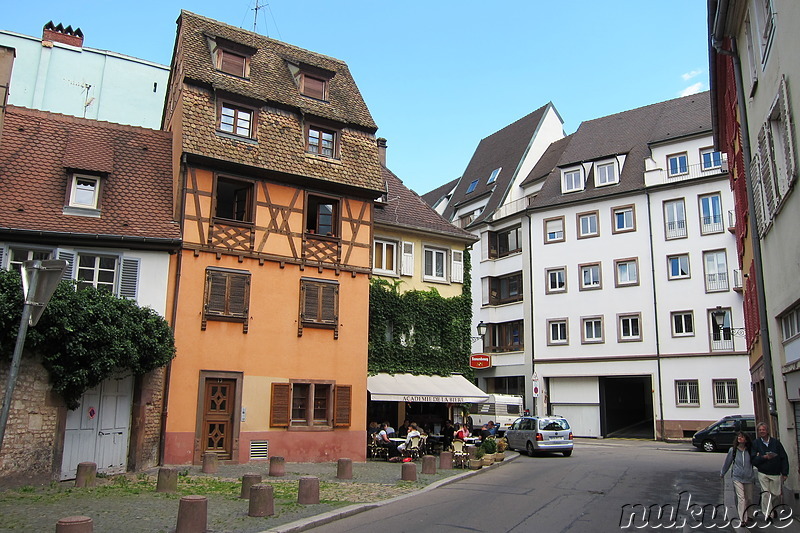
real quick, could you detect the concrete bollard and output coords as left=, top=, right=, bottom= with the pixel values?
left=401, top=461, right=417, bottom=481
left=202, top=452, right=218, bottom=474
left=421, top=455, right=436, bottom=474
left=74, top=462, right=96, bottom=488
left=268, top=456, right=285, bottom=477
left=176, top=495, right=207, bottom=533
left=297, top=476, right=320, bottom=504
left=55, top=516, right=93, bottom=533
left=240, top=473, right=263, bottom=499
left=439, top=451, right=453, bottom=470
left=336, top=458, right=353, bottom=479
left=248, top=484, right=275, bottom=517
left=156, top=467, right=178, bottom=493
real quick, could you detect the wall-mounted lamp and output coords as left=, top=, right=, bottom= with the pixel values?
left=711, top=306, right=746, bottom=337
left=471, top=320, right=488, bottom=342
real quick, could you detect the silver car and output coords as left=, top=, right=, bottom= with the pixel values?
left=505, top=416, right=573, bottom=457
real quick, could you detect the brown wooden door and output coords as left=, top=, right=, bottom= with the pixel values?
left=202, top=378, right=235, bottom=460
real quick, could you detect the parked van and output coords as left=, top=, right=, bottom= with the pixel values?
left=691, top=414, right=756, bottom=452
left=468, top=394, right=523, bottom=436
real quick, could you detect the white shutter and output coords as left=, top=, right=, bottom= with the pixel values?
left=401, top=242, right=414, bottom=276
left=779, top=76, right=797, bottom=189
left=480, top=232, right=489, bottom=261
left=481, top=277, right=490, bottom=306
left=451, top=250, right=463, bottom=283
left=118, top=257, right=141, bottom=301
left=0, top=246, right=5, bottom=270
left=57, top=250, right=75, bottom=281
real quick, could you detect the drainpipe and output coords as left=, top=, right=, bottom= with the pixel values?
left=711, top=1, right=777, bottom=421
left=645, top=191, right=666, bottom=441
left=526, top=212, right=537, bottom=415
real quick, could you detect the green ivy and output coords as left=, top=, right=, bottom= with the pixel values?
left=0, top=269, right=176, bottom=409
left=368, top=248, right=474, bottom=378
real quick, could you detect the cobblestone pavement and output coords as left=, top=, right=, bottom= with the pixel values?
left=0, top=454, right=516, bottom=533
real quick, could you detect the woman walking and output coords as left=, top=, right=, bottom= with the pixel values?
left=720, top=431, right=755, bottom=526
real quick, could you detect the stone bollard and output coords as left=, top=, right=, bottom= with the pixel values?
left=74, top=462, right=96, bottom=488
left=156, top=467, right=178, bottom=493
left=248, top=484, right=275, bottom=517
left=240, top=473, right=263, bottom=499
left=401, top=461, right=417, bottom=481
left=202, top=452, right=218, bottom=474
left=336, top=458, right=353, bottom=479
left=297, top=476, right=320, bottom=504
left=55, top=516, right=93, bottom=533
left=421, top=455, right=436, bottom=474
left=439, top=451, right=453, bottom=470
left=176, top=495, right=207, bottom=533
left=269, top=456, right=285, bottom=477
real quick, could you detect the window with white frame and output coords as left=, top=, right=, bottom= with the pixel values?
left=547, top=319, right=568, bottom=345
left=668, top=254, right=690, bottom=280
left=700, top=148, right=723, bottom=170
left=562, top=168, right=583, bottom=193
left=77, top=254, right=117, bottom=292
left=546, top=267, right=566, bottom=294
left=579, top=262, right=601, bottom=290
left=373, top=239, right=397, bottom=275
left=618, top=313, right=641, bottom=341
left=219, top=101, right=254, bottom=138
left=466, top=179, right=479, bottom=194
left=581, top=316, right=603, bottom=344
left=699, top=193, right=724, bottom=234
left=596, top=161, right=618, bottom=186
left=671, top=311, right=694, bottom=337
left=782, top=305, right=800, bottom=342
left=577, top=211, right=599, bottom=238
left=423, top=247, right=447, bottom=281
left=612, top=205, right=635, bottom=233
left=544, top=217, right=565, bottom=243
left=710, top=307, right=734, bottom=351
left=614, top=258, right=638, bottom=287
left=487, top=168, right=501, bottom=184
left=752, top=0, right=775, bottom=63
left=664, top=199, right=687, bottom=239
left=713, top=379, right=739, bottom=406
left=667, top=152, right=688, bottom=177
left=8, top=247, right=53, bottom=273
left=69, top=174, right=101, bottom=210
left=703, top=250, right=728, bottom=291
left=675, top=379, right=699, bottom=406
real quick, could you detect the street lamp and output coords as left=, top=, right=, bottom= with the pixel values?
left=471, top=321, right=488, bottom=343
left=0, top=259, right=67, bottom=452
left=711, top=306, right=746, bottom=337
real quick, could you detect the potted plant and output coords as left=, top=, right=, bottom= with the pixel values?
left=480, top=437, right=496, bottom=466
left=469, top=446, right=484, bottom=469
left=495, top=437, right=508, bottom=461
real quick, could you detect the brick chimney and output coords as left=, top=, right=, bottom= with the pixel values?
left=0, top=45, right=15, bottom=140
left=377, top=137, right=387, bottom=167
left=42, top=21, right=84, bottom=48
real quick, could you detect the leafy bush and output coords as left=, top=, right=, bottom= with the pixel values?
left=480, top=436, right=497, bottom=455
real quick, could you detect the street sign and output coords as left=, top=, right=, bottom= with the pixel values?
left=532, top=380, right=540, bottom=397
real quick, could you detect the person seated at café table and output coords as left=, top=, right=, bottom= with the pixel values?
left=455, top=423, right=470, bottom=441
left=383, top=421, right=396, bottom=438
left=367, top=421, right=379, bottom=439
left=442, top=420, right=455, bottom=449
left=397, top=423, right=421, bottom=454
left=375, top=423, right=400, bottom=458
left=480, top=420, right=497, bottom=440
left=396, top=419, right=411, bottom=438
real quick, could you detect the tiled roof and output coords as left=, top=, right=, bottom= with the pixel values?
left=420, top=177, right=459, bottom=209
left=176, top=11, right=376, bottom=131
left=0, top=106, right=181, bottom=245
left=531, top=92, right=712, bottom=210
left=520, top=134, right=572, bottom=187
left=441, top=104, right=550, bottom=223
left=375, top=167, right=476, bottom=242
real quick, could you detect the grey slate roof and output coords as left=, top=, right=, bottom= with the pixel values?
left=531, top=92, right=712, bottom=210
left=440, top=104, right=551, bottom=224
left=420, top=177, right=459, bottom=209
left=375, top=167, right=476, bottom=242
left=520, top=134, right=573, bottom=187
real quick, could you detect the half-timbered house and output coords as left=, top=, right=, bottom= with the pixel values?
left=161, top=11, right=383, bottom=464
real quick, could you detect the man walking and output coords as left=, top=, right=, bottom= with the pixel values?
left=751, top=422, right=789, bottom=519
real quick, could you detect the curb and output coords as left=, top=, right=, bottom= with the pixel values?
left=264, top=452, right=521, bottom=533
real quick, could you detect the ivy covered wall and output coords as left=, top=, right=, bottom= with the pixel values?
left=368, top=248, right=474, bottom=378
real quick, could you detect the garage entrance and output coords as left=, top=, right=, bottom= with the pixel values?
left=599, top=376, right=654, bottom=438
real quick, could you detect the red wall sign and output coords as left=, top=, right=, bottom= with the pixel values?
left=469, top=354, right=491, bottom=369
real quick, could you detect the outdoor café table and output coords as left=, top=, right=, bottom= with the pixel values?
left=425, top=434, right=444, bottom=454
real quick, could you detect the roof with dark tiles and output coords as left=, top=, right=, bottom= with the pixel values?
left=440, top=104, right=550, bottom=224
left=0, top=106, right=181, bottom=244
left=420, top=177, right=459, bottom=210
left=375, top=167, right=476, bottom=242
left=530, top=92, right=712, bottom=210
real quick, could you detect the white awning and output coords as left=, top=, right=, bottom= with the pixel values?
left=367, top=373, right=489, bottom=403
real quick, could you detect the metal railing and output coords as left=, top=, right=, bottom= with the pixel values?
left=488, top=197, right=532, bottom=222
left=705, top=271, right=729, bottom=292
left=700, top=214, right=724, bottom=234
left=658, top=160, right=728, bottom=184
left=665, top=219, right=687, bottom=239
left=728, top=210, right=736, bottom=230
left=732, top=269, right=743, bottom=290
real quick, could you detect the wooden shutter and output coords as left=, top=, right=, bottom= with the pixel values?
left=0, top=246, right=4, bottom=270
left=270, top=383, right=290, bottom=427
left=57, top=250, right=75, bottom=281
left=451, top=250, right=464, bottom=283
left=757, top=125, right=776, bottom=218
left=299, top=279, right=339, bottom=338
left=320, top=284, right=338, bottom=324
left=779, top=76, right=797, bottom=189
left=204, top=269, right=251, bottom=332
left=401, top=242, right=414, bottom=276
left=228, top=274, right=250, bottom=318
left=118, top=257, right=140, bottom=301
left=333, top=384, right=352, bottom=427
left=219, top=50, right=246, bottom=77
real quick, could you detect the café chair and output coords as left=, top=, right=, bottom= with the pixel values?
left=451, top=439, right=467, bottom=468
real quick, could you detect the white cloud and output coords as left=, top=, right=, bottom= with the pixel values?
left=679, top=83, right=704, bottom=97
left=682, top=69, right=703, bottom=81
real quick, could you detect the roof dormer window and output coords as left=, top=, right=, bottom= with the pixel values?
left=595, top=161, right=618, bottom=187
left=561, top=167, right=583, bottom=193
left=466, top=179, right=479, bottom=194
left=64, top=172, right=102, bottom=217
left=212, top=37, right=255, bottom=78
left=300, top=73, right=327, bottom=100
left=487, top=167, right=501, bottom=184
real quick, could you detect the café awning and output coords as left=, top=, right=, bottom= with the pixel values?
left=367, top=373, right=489, bottom=403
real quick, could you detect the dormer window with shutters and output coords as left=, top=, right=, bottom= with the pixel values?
left=202, top=267, right=251, bottom=333
left=561, top=167, right=584, bottom=193
left=212, top=38, right=254, bottom=78
left=298, top=278, right=339, bottom=338
left=287, top=62, right=334, bottom=101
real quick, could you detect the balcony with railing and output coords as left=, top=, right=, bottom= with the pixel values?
left=727, top=210, right=736, bottom=232
left=711, top=335, right=734, bottom=351
left=487, top=196, right=532, bottom=222
left=665, top=219, right=687, bottom=239
left=705, top=271, right=729, bottom=292
left=700, top=214, right=724, bottom=234
left=732, top=269, right=743, bottom=292
left=645, top=158, right=728, bottom=186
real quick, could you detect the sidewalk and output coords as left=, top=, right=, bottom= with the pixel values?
left=0, top=454, right=519, bottom=533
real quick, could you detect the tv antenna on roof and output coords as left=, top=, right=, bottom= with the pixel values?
left=252, top=1, right=267, bottom=34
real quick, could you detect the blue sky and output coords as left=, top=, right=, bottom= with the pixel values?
left=3, top=1, right=711, bottom=195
